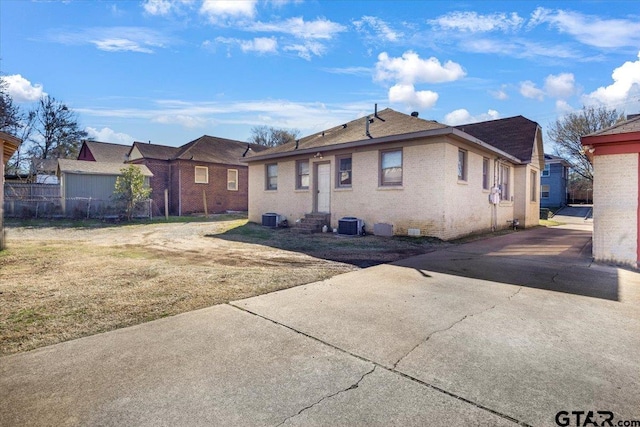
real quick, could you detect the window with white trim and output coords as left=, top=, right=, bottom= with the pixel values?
left=542, top=164, right=550, bottom=177
left=195, top=166, right=208, bottom=184
left=227, top=169, right=238, bottom=191
left=380, top=149, right=402, bottom=186
left=266, top=163, right=278, bottom=190
left=541, top=184, right=550, bottom=198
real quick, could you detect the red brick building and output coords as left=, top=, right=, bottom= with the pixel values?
left=128, top=136, right=266, bottom=216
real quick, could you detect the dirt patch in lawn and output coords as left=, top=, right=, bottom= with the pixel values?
left=0, top=215, right=446, bottom=356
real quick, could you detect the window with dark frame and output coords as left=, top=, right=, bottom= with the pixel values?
left=499, top=164, right=510, bottom=201
left=266, top=163, right=278, bottom=190
left=482, top=158, right=490, bottom=190
left=458, top=149, right=467, bottom=181
left=530, top=170, right=537, bottom=201
left=380, top=150, right=402, bottom=186
left=337, top=156, right=352, bottom=187
left=296, top=160, right=309, bottom=189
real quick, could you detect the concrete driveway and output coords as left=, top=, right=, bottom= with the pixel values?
left=2, top=225, right=639, bottom=427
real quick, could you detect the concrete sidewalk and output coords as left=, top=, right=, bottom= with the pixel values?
left=2, top=226, right=639, bottom=426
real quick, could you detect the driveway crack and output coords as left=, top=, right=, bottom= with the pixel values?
left=275, top=366, right=376, bottom=426
left=393, top=286, right=523, bottom=369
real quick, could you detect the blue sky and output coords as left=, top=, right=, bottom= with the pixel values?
left=1, top=0, right=639, bottom=150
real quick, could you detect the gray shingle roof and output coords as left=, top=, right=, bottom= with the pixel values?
left=58, top=159, right=153, bottom=176
left=131, top=142, right=180, bottom=160
left=455, top=116, right=539, bottom=162
left=173, top=135, right=267, bottom=165
left=244, top=108, right=447, bottom=160
left=586, top=115, right=640, bottom=136
left=82, top=141, right=130, bottom=162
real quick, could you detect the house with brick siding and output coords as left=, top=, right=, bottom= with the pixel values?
left=243, top=108, right=544, bottom=240
left=581, top=114, right=640, bottom=268
left=128, top=136, right=266, bottom=216
left=77, top=140, right=130, bottom=163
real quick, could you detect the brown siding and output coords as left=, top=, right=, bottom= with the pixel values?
left=130, top=159, right=172, bottom=216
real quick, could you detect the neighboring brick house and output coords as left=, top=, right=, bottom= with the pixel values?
left=581, top=114, right=640, bottom=268
left=128, top=136, right=266, bottom=216
left=77, top=140, right=130, bottom=163
left=243, top=108, right=544, bottom=240
left=1, top=131, right=22, bottom=250
left=540, top=154, right=570, bottom=208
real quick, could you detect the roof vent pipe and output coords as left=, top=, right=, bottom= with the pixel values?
left=294, top=140, right=299, bottom=150
left=365, top=116, right=372, bottom=138
left=411, top=111, right=419, bottom=117
left=242, top=144, right=251, bottom=157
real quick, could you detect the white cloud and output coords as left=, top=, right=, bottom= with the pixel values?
left=49, top=27, right=169, bottom=53
left=555, top=100, right=574, bottom=115
left=444, top=109, right=500, bottom=126
left=544, top=73, right=575, bottom=98
left=375, top=51, right=466, bottom=84
left=3, top=74, right=46, bottom=102
left=353, top=16, right=403, bottom=42
left=153, top=114, right=209, bottom=128
left=143, top=0, right=172, bottom=15
left=388, top=84, right=438, bottom=110
left=519, top=80, right=545, bottom=101
left=240, top=37, right=278, bottom=54
left=200, top=0, right=257, bottom=23
left=283, top=41, right=325, bottom=60
left=429, top=11, right=524, bottom=33
left=584, top=52, right=640, bottom=107
left=322, top=66, right=371, bottom=76
left=92, top=38, right=154, bottom=53
left=489, top=87, right=508, bottom=100
left=248, top=17, right=346, bottom=40
left=85, top=127, right=134, bottom=145
left=529, top=7, right=640, bottom=48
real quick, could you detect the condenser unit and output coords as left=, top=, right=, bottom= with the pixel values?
left=338, top=217, right=364, bottom=236
left=262, top=213, right=281, bottom=228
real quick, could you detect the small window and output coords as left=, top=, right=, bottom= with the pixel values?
left=542, top=164, right=550, bottom=177
left=337, top=156, right=352, bottom=187
left=499, top=164, right=510, bottom=201
left=541, top=184, right=550, bottom=198
left=458, top=149, right=467, bottom=181
left=530, top=171, right=537, bottom=202
left=296, top=160, right=309, bottom=189
left=195, top=166, right=208, bottom=184
left=266, top=163, right=278, bottom=190
left=482, top=158, right=490, bottom=190
left=227, top=169, right=238, bottom=191
left=380, top=150, right=402, bottom=186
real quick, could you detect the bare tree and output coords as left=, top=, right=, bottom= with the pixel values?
left=249, top=125, right=300, bottom=147
left=25, top=95, right=87, bottom=160
left=0, top=76, right=22, bottom=134
left=548, top=106, right=624, bottom=181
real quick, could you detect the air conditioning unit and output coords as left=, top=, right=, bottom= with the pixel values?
left=262, top=213, right=281, bottom=228
left=338, top=217, right=364, bottom=236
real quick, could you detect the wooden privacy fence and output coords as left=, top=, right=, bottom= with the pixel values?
left=3, top=183, right=152, bottom=219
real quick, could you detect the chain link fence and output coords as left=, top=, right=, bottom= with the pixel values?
left=3, top=183, right=153, bottom=219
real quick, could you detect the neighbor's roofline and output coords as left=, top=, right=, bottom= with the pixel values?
left=241, top=127, right=521, bottom=164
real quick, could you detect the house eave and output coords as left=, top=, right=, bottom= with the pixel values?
left=242, top=127, right=522, bottom=164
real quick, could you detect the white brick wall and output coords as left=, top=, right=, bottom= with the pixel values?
left=593, top=153, right=638, bottom=266
left=248, top=137, right=521, bottom=240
